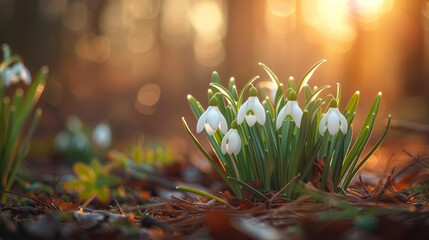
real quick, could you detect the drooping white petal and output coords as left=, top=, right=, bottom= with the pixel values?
left=207, top=107, right=220, bottom=131
left=233, top=139, right=241, bottom=155
left=19, top=65, right=31, bottom=85
left=276, top=101, right=302, bottom=129
left=327, top=110, right=340, bottom=136
left=284, top=102, right=294, bottom=117
left=292, top=102, right=303, bottom=128
left=221, top=131, right=231, bottom=154
left=319, top=113, right=329, bottom=135
left=3, top=69, right=12, bottom=87
left=221, top=129, right=242, bottom=156
left=238, top=96, right=266, bottom=127
left=196, top=110, right=209, bottom=133
left=245, top=115, right=256, bottom=127
left=276, top=106, right=287, bottom=129
left=253, top=97, right=266, bottom=125
left=227, top=130, right=240, bottom=155
left=337, top=109, right=348, bottom=134
left=216, top=108, right=228, bottom=134
left=237, top=101, right=247, bottom=125
left=204, top=124, right=216, bottom=135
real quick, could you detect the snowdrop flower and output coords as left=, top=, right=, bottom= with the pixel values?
left=237, top=87, right=266, bottom=127
left=197, top=97, right=228, bottom=135
left=3, top=62, right=31, bottom=87
left=276, top=90, right=303, bottom=129
left=319, top=99, right=348, bottom=136
left=92, top=123, right=112, bottom=148
left=221, top=120, right=241, bottom=156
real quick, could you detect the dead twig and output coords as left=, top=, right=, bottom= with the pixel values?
left=42, top=193, right=62, bottom=213
left=0, top=190, right=51, bottom=209
left=269, top=173, right=300, bottom=202
left=81, top=195, right=96, bottom=208
left=391, top=120, right=429, bottom=135
left=114, top=198, right=125, bottom=215
left=359, top=174, right=370, bottom=196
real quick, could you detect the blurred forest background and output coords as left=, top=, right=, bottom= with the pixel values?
left=0, top=0, right=428, bottom=171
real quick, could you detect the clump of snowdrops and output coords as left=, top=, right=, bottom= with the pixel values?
left=183, top=60, right=391, bottom=199
left=0, top=44, right=48, bottom=202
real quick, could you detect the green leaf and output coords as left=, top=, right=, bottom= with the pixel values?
left=258, top=62, right=280, bottom=87
left=227, top=176, right=269, bottom=201
left=176, top=186, right=227, bottom=204
left=344, top=91, right=359, bottom=122
left=351, top=115, right=391, bottom=177
left=5, top=108, right=42, bottom=191
left=238, top=75, right=260, bottom=107
left=336, top=83, right=341, bottom=106
left=187, top=94, right=204, bottom=118
left=209, top=82, right=237, bottom=113
left=96, top=186, right=110, bottom=203
left=182, top=118, right=225, bottom=175
left=98, top=175, right=121, bottom=186
left=297, top=59, right=326, bottom=95
left=182, top=117, right=243, bottom=197
left=63, top=179, right=85, bottom=189
left=303, top=85, right=313, bottom=101
left=211, top=71, right=221, bottom=84
left=73, top=162, right=95, bottom=181
left=0, top=55, right=22, bottom=71
left=362, top=92, right=382, bottom=128
left=303, top=85, right=330, bottom=110
left=15, top=67, right=48, bottom=129
left=229, top=77, right=239, bottom=100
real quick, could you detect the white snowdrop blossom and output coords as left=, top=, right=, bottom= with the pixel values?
left=276, top=90, right=302, bottom=129
left=3, top=62, right=32, bottom=87
left=276, top=100, right=303, bottom=129
left=197, top=98, right=228, bottom=135
left=237, top=87, right=266, bottom=127
left=319, top=100, right=348, bottom=136
left=221, top=121, right=241, bottom=156
left=92, top=123, right=112, bottom=148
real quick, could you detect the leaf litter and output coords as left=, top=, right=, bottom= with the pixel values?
left=1, top=154, right=429, bottom=239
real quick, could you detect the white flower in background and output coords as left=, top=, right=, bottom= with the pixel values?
left=221, top=120, right=241, bottom=156
left=257, top=81, right=277, bottom=103
left=92, top=123, right=112, bottom=148
left=237, top=87, right=266, bottom=127
left=319, top=99, right=348, bottom=136
left=3, top=62, right=31, bottom=87
left=197, top=97, right=228, bottom=135
left=276, top=90, right=303, bottom=129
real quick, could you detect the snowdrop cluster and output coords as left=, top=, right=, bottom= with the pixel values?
left=185, top=60, right=390, bottom=197
left=196, top=86, right=348, bottom=157
left=0, top=44, right=48, bottom=202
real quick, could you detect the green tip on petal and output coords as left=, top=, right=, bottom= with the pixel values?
left=231, top=119, right=238, bottom=129
left=329, top=99, right=338, bottom=108
left=288, top=90, right=297, bottom=100
left=209, top=96, right=218, bottom=106
left=249, top=86, right=258, bottom=96
left=289, top=76, right=294, bottom=81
